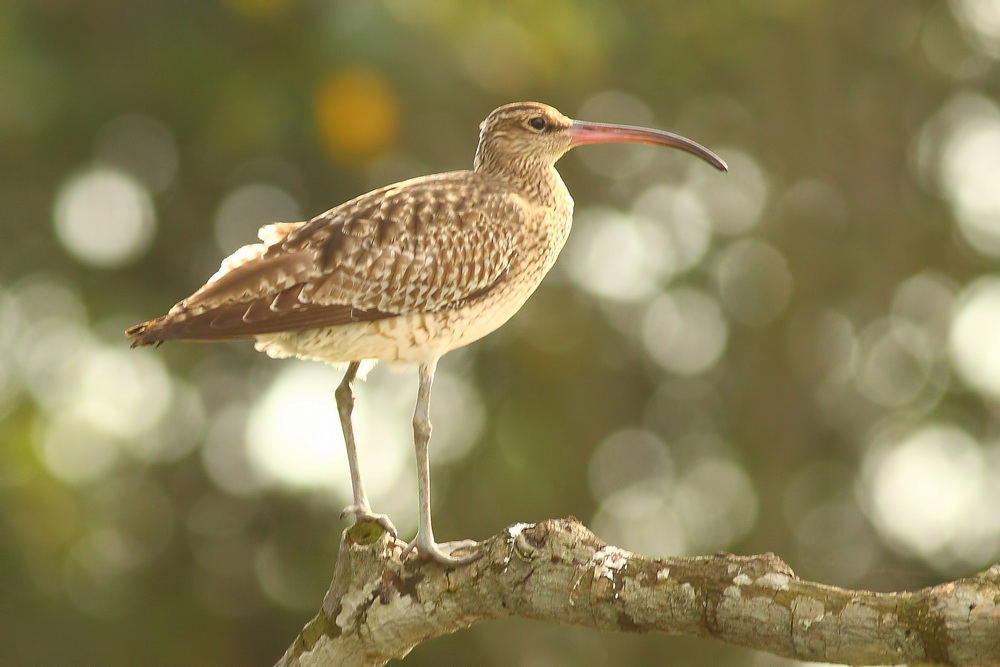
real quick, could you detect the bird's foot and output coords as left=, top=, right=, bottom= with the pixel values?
left=340, top=504, right=397, bottom=538
left=401, top=536, right=482, bottom=566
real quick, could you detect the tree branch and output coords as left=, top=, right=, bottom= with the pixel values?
left=275, top=518, right=1000, bottom=666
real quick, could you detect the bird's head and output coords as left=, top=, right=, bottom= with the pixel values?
left=474, top=101, right=728, bottom=175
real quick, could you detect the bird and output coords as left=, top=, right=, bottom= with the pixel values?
left=127, top=101, right=727, bottom=566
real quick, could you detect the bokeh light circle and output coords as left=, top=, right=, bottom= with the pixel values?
left=53, top=167, right=156, bottom=268
left=949, top=276, right=1000, bottom=400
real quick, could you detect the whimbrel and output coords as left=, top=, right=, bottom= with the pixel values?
left=127, top=102, right=727, bottom=565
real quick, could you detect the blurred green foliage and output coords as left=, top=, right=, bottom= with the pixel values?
left=1, top=1, right=999, bottom=665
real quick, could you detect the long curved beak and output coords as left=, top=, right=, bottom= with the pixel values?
left=567, top=120, right=728, bottom=172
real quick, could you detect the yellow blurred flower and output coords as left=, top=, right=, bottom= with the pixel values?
left=314, top=69, right=400, bottom=167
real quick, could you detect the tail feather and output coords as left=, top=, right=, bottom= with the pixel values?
left=125, top=306, right=270, bottom=346
left=125, top=318, right=172, bottom=347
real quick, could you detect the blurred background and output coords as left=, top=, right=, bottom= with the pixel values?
left=2, top=0, right=1000, bottom=664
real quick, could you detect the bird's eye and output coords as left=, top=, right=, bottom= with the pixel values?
left=528, top=116, right=547, bottom=131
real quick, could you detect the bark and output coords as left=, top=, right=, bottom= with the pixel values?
left=275, top=518, right=1000, bottom=667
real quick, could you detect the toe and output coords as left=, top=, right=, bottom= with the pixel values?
left=340, top=505, right=398, bottom=538
left=401, top=538, right=482, bottom=566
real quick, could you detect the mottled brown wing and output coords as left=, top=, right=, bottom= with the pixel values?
left=127, top=171, right=523, bottom=345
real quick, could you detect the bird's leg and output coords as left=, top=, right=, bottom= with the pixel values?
left=400, top=359, right=481, bottom=566
left=336, top=361, right=397, bottom=537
